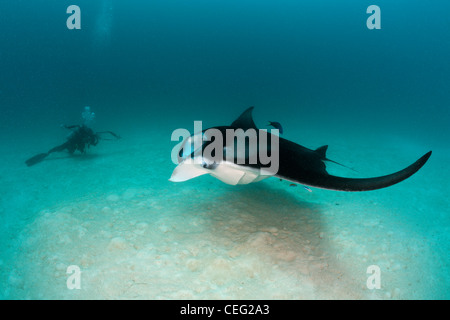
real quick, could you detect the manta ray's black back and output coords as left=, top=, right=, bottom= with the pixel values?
left=231, top=107, right=432, bottom=192
left=276, top=137, right=432, bottom=191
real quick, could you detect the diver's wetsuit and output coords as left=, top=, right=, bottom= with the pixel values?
left=54, top=125, right=99, bottom=154
left=25, top=125, right=118, bottom=167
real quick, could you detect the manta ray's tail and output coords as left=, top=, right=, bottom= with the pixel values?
left=311, top=151, right=432, bottom=191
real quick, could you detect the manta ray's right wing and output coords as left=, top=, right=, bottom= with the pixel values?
left=276, top=150, right=432, bottom=192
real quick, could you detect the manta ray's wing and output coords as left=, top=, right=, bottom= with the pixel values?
left=276, top=140, right=432, bottom=192
left=230, top=108, right=432, bottom=191
left=320, top=151, right=431, bottom=191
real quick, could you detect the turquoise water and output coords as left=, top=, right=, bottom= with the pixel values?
left=0, top=1, right=449, bottom=299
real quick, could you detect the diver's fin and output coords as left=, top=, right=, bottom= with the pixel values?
left=231, top=106, right=258, bottom=130
left=25, top=153, right=49, bottom=167
left=26, top=142, right=71, bottom=167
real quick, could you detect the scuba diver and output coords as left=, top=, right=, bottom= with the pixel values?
left=25, top=107, right=120, bottom=167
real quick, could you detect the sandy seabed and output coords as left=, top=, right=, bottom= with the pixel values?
left=0, top=124, right=448, bottom=300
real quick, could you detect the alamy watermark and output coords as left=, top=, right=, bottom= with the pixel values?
left=366, top=265, right=381, bottom=290
left=171, top=121, right=280, bottom=176
left=66, top=5, right=381, bottom=31
left=66, top=265, right=81, bottom=290
left=66, top=5, right=81, bottom=30
left=367, top=5, right=381, bottom=30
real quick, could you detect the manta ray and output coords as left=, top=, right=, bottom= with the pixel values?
left=169, top=107, right=431, bottom=191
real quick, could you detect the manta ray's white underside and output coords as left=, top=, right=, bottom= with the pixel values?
left=169, top=160, right=270, bottom=185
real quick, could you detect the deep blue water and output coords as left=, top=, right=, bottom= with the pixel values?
left=1, top=1, right=449, bottom=140
left=0, top=0, right=449, bottom=300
